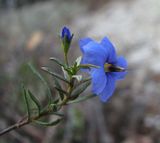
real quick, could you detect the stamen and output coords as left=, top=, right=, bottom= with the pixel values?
left=104, top=63, right=126, bottom=72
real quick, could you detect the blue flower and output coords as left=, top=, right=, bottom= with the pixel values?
left=79, top=37, right=127, bottom=102
left=61, top=26, right=72, bottom=42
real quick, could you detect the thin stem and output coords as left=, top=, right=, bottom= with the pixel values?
left=64, top=53, right=69, bottom=66
left=0, top=69, right=89, bottom=136
left=0, top=105, right=55, bottom=136
left=0, top=86, right=72, bottom=136
left=0, top=119, right=29, bottom=136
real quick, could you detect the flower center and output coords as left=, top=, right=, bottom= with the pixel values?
left=104, top=63, right=126, bottom=72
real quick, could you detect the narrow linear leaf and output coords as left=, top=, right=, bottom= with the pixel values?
left=28, top=90, right=41, bottom=115
left=28, top=63, right=46, bottom=83
left=50, top=57, right=64, bottom=67
left=34, top=118, right=62, bottom=126
left=22, top=85, right=31, bottom=121
left=47, top=111, right=64, bottom=117
left=53, top=77, right=64, bottom=100
left=50, top=112, right=64, bottom=117
left=54, top=86, right=67, bottom=95
left=71, top=81, right=91, bottom=98
left=68, top=94, right=96, bottom=104
left=41, top=66, right=70, bottom=84
left=80, top=77, right=91, bottom=84
left=61, top=66, right=70, bottom=80
left=79, top=64, right=100, bottom=69
left=28, top=63, right=52, bottom=104
left=76, top=77, right=91, bottom=87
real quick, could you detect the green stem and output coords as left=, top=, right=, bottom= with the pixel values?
left=0, top=71, right=85, bottom=136
left=0, top=109, right=48, bottom=136
left=64, top=53, right=69, bottom=66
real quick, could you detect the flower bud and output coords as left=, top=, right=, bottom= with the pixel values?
left=61, top=26, right=73, bottom=54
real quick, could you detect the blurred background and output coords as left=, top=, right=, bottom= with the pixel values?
left=0, top=0, right=160, bottom=143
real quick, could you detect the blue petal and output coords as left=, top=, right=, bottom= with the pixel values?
left=61, top=27, right=71, bottom=40
left=99, top=74, right=116, bottom=102
left=91, top=68, right=107, bottom=94
left=111, top=56, right=128, bottom=80
left=100, top=37, right=117, bottom=64
left=81, top=41, right=108, bottom=66
left=116, top=56, right=128, bottom=68
left=79, top=38, right=93, bottom=53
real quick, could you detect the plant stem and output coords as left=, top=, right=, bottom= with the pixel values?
left=64, top=53, right=69, bottom=66
left=0, top=87, right=72, bottom=136
left=0, top=106, right=54, bottom=136
left=0, top=69, right=89, bottom=136
left=0, top=118, right=29, bottom=136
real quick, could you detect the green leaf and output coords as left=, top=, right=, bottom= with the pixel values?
left=70, top=81, right=91, bottom=100
left=27, top=90, right=41, bottom=115
left=41, top=66, right=70, bottom=84
left=34, top=118, right=62, bottom=126
left=50, top=57, right=64, bottom=67
left=61, top=66, right=70, bottom=80
left=53, top=77, right=64, bottom=100
left=49, top=112, right=64, bottom=117
left=68, top=94, right=96, bottom=104
left=54, top=86, right=67, bottom=96
left=77, top=77, right=91, bottom=86
left=22, top=85, right=31, bottom=121
left=79, top=64, right=99, bottom=69
left=28, top=63, right=52, bottom=104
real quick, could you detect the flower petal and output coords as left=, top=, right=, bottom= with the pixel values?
left=111, top=56, right=128, bottom=80
left=91, top=68, right=107, bottom=95
left=116, top=56, right=128, bottom=68
left=61, top=26, right=71, bottom=40
left=79, top=38, right=93, bottom=53
left=100, top=37, right=117, bottom=64
left=81, top=41, right=108, bottom=66
left=99, top=73, right=116, bottom=102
